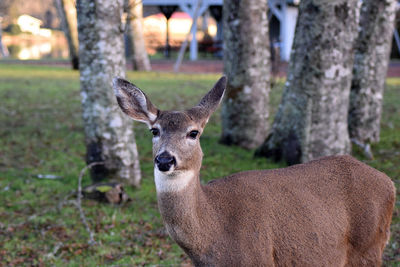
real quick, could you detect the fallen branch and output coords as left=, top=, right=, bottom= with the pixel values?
left=82, top=182, right=131, bottom=204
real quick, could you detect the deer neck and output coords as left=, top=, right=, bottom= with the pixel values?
left=155, top=168, right=214, bottom=251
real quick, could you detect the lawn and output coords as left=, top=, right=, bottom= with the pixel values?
left=0, top=63, right=399, bottom=266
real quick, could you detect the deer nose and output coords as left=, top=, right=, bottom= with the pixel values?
left=155, top=151, right=176, bottom=172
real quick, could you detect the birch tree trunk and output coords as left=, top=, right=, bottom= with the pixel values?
left=76, top=0, right=141, bottom=187
left=348, top=0, right=397, bottom=144
left=220, top=0, right=271, bottom=149
left=0, top=17, right=9, bottom=58
left=0, top=2, right=11, bottom=58
left=55, top=0, right=79, bottom=70
left=256, top=0, right=360, bottom=165
left=124, top=0, right=151, bottom=71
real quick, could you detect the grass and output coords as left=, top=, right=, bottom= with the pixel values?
left=0, top=63, right=399, bottom=266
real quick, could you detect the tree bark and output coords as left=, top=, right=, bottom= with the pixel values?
left=76, top=0, right=142, bottom=187
left=124, top=0, right=151, bottom=71
left=0, top=1, right=11, bottom=58
left=55, top=0, right=79, bottom=70
left=220, top=0, right=271, bottom=149
left=348, top=0, right=397, bottom=144
left=256, top=0, right=360, bottom=164
left=0, top=17, right=9, bottom=58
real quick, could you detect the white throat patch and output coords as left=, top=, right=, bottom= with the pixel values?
left=154, top=168, right=195, bottom=193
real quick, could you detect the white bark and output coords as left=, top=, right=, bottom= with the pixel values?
left=348, top=0, right=397, bottom=144
left=221, top=0, right=271, bottom=149
left=125, top=0, right=151, bottom=71
left=0, top=17, right=8, bottom=57
left=76, top=0, right=141, bottom=186
left=257, top=0, right=360, bottom=164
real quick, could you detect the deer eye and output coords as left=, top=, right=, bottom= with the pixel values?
left=150, top=128, right=160, bottom=137
left=188, top=130, right=199, bottom=139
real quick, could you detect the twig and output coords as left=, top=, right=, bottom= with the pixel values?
left=57, top=190, right=77, bottom=211
left=6, top=162, right=103, bottom=246
left=77, top=161, right=104, bottom=245
left=45, top=241, right=64, bottom=259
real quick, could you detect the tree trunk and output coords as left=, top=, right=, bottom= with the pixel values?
left=220, top=0, right=271, bottom=149
left=256, top=0, right=360, bottom=165
left=0, top=17, right=9, bottom=58
left=124, top=0, right=151, bottom=71
left=76, top=0, right=142, bottom=187
left=0, top=1, right=12, bottom=57
left=55, top=0, right=79, bottom=70
left=348, top=0, right=397, bottom=144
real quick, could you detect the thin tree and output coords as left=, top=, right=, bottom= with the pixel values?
left=55, top=0, right=79, bottom=70
left=348, top=0, right=397, bottom=147
left=220, top=0, right=271, bottom=149
left=256, top=0, right=360, bottom=165
left=76, top=0, right=141, bottom=187
left=124, top=0, right=151, bottom=71
left=0, top=0, right=11, bottom=58
left=0, top=17, right=8, bottom=58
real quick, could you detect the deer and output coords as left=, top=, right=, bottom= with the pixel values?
left=113, top=76, right=396, bottom=266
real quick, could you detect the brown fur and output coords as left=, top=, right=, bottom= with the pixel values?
left=113, top=77, right=396, bottom=266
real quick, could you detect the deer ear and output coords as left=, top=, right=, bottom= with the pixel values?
left=188, top=76, right=226, bottom=127
left=113, top=77, right=158, bottom=126
left=198, top=76, right=226, bottom=112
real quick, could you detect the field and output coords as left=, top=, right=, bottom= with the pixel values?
left=0, top=64, right=399, bottom=266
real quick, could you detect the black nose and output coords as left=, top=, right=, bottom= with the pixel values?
left=155, top=151, right=176, bottom=172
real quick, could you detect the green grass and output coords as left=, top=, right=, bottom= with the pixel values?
left=0, top=63, right=399, bottom=266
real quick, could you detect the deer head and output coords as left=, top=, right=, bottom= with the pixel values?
left=113, top=77, right=226, bottom=191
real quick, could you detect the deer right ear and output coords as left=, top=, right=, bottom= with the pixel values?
left=198, top=76, right=226, bottom=112
left=188, top=76, right=226, bottom=127
left=113, top=77, right=158, bottom=126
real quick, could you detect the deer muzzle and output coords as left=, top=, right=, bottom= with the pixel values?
left=155, top=151, right=177, bottom=172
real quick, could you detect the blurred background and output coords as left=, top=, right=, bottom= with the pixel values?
left=3, top=0, right=398, bottom=63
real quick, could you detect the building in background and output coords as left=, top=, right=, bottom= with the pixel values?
left=17, top=15, right=42, bottom=35
left=142, top=11, right=217, bottom=55
left=17, top=15, right=52, bottom=37
left=142, top=0, right=300, bottom=61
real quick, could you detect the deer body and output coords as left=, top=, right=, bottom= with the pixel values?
left=114, top=77, right=395, bottom=266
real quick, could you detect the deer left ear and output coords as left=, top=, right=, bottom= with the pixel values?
left=113, top=77, right=159, bottom=126
left=187, top=76, right=226, bottom=127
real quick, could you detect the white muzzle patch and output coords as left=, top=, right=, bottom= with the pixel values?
left=154, top=168, right=195, bottom=193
